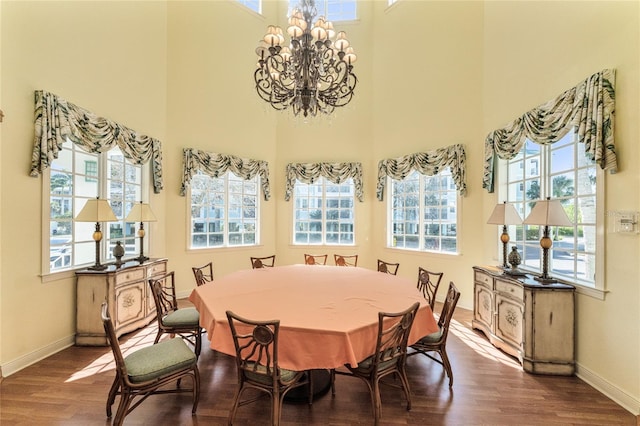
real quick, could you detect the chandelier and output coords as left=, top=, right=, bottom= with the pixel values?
left=254, top=0, right=357, bottom=118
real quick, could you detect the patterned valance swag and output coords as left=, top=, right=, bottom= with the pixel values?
left=285, top=162, right=364, bottom=201
left=30, top=90, right=164, bottom=193
left=180, top=148, right=271, bottom=200
left=483, top=69, right=616, bottom=193
left=376, top=144, right=467, bottom=201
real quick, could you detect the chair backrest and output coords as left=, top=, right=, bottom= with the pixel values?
left=369, top=302, right=420, bottom=372
left=192, top=262, right=214, bottom=286
left=149, top=271, right=179, bottom=320
left=304, top=254, right=328, bottom=265
left=417, top=267, right=444, bottom=311
left=226, top=311, right=280, bottom=382
left=251, top=255, right=276, bottom=269
left=377, top=259, right=399, bottom=275
left=334, top=254, right=358, bottom=267
left=101, top=302, right=129, bottom=381
left=436, top=282, right=461, bottom=340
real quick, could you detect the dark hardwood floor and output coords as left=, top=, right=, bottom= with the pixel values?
left=1, top=302, right=635, bottom=425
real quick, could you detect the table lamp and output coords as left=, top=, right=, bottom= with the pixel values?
left=487, top=201, right=522, bottom=270
left=523, top=197, right=573, bottom=283
left=125, top=201, right=157, bottom=262
left=75, top=197, right=118, bottom=270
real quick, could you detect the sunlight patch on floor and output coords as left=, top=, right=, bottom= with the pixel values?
left=449, top=319, right=522, bottom=370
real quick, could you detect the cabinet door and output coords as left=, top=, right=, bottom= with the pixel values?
left=495, top=293, right=524, bottom=349
left=474, top=283, right=493, bottom=331
left=526, top=290, right=574, bottom=362
left=115, top=281, right=145, bottom=329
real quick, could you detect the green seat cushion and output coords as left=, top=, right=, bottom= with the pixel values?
left=125, top=338, right=196, bottom=383
left=417, top=327, right=443, bottom=344
left=162, top=307, right=199, bottom=327
left=354, top=354, right=398, bottom=372
left=243, top=362, right=299, bottom=384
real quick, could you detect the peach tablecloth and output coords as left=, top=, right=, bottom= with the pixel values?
left=189, top=264, right=439, bottom=371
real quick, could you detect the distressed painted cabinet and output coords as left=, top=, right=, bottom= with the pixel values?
left=75, top=258, right=167, bottom=346
left=472, top=265, right=575, bottom=375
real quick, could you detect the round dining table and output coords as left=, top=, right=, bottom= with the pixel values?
left=189, top=264, right=439, bottom=372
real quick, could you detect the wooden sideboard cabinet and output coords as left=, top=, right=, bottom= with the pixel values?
left=472, top=265, right=575, bottom=375
left=75, top=258, right=167, bottom=346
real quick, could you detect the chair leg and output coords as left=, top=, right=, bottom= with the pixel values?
left=440, top=348, right=454, bottom=387
left=154, top=329, right=163, bottom=344
left=106, top=376, right=120, bottom=418
left=272, top=388, right=281, bottom=426
left=371, top=378, right=382, bottom=426
left=228, top=384, right=244, bottom=425
left=308, top=370, right=314, bottom=405
left=397, top=367, right=413, bottom=411
left=113, top=390, right=132, bottom=426
left=195, top=328, right=202, bottom=357
left=192, top=368, right=201, bottom=414
left=330, top=369, right=336, bottom=396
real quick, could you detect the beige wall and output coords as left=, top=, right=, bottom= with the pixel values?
left=1, top=0, right=638, bottom=415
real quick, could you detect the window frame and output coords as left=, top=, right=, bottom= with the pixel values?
left=236, top=0, right=261, bottom=14
left=291, top=176, right=356, bottom=246
left=288, top=0, right=357, bottom=22
left=187, top=170, right=261, bottom=250
left=386, top=168, right=461, bottom=255
left=496, top=132, right=606, bottom=297
left=42, top=141, right=149, bottom=280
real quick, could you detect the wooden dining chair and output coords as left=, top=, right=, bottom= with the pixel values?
left=226, top=311, right=309, bottom=425
left=334, top=254, right=358, bottom=267
left=377, top=259, right=399, bottom=275
left=417, top=267, right=444, bottom=311
left=192, top=261, right=214, bottom=286
left=408, top=282, right=461, bottom=387
left=148, top=271, right=203, bottom=358
left=333, top=302, right=420, bottom=426
left=304, top=254, right=328, bottom=265
left=251, top=255, right=276, bottom=269
left=101, top=302, right=200, bottom=426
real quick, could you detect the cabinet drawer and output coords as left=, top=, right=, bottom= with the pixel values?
left=147, top=262, right=167, bottom=277
left=496, top=279, right=524, bottom=301
left=115, top=268, right=145, bottom=286
left=474, top=271, right=493, bottom=287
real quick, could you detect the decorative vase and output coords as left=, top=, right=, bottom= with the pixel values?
left=507, top=246, right=521, bottom=269
left=113, top=241, right=125, bottom=266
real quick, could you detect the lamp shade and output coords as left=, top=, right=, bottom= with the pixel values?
left=75, top=198, right=117, bottom=222
left=487, top=202, right=522, bottom=225
left=523, top=197, right=572, bottom=226
left=125, top=202, right=157, bottom=222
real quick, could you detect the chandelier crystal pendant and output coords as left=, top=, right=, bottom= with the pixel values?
left=254, top=0, right=357, bottom=118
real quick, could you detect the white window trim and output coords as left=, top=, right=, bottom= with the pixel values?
left=41, top=149, right=150, bottom=281
left=186, top=172, right=261, bottom=250
left=495, top=151, right=606, bottom=299
left=385, top=173, right=462, bottom=255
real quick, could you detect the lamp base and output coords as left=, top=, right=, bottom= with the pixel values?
left=87, top=263, right=108, bottom=271
left=504, top=268, right=527, bottom=277
left=133, top=255, right=149, bottom=263
left=534, top=275, right=558, bottom=284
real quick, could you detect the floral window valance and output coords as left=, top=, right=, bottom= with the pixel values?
left=180, top=148, right=271, bottom=200
left=376, top=144, right=467, bottom=201
left=29, top=90, right=164, bottom=193
left=285, top=162, right=364, bottom=201
left=483, top=69, right=616, bottom=193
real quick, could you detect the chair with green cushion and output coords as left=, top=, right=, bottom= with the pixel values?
left=416, top=267, right=444, bottom=311
left=251, top=255, right=276, bottom=269
left=377, top=259, right=400, bottom=275
left=408, top=281, right=461, bottom=387
left=304, top=254, right=328, bottom=265
left=101, top=302, right=200, bottom=426
left=334, top=254, right=358, bottom=267
left=226, top=310, right=309, bottom=426
left=333, top=302, right=420, bottom=426
left=192, top=261, right=214, bottom=286
left=149, top=271, right=202, bottom=358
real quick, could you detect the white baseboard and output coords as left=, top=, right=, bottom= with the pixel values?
left=576, top=362, right=640, bottom=416
left=1, top=334, right=75, bottom=378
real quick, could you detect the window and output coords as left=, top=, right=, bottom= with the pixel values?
left=189, top=171, right=259, bottom=249
left=289, top=0, right=357, bottom=21
left=293, top=177, right=355, bottom=245
left=388, top=169, right=458, bottom=253
left=47, top=139, right=144, bottom=273
left=237, top=0, right=260, bottom=14
left=501, top=131, right=600, bottom=287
